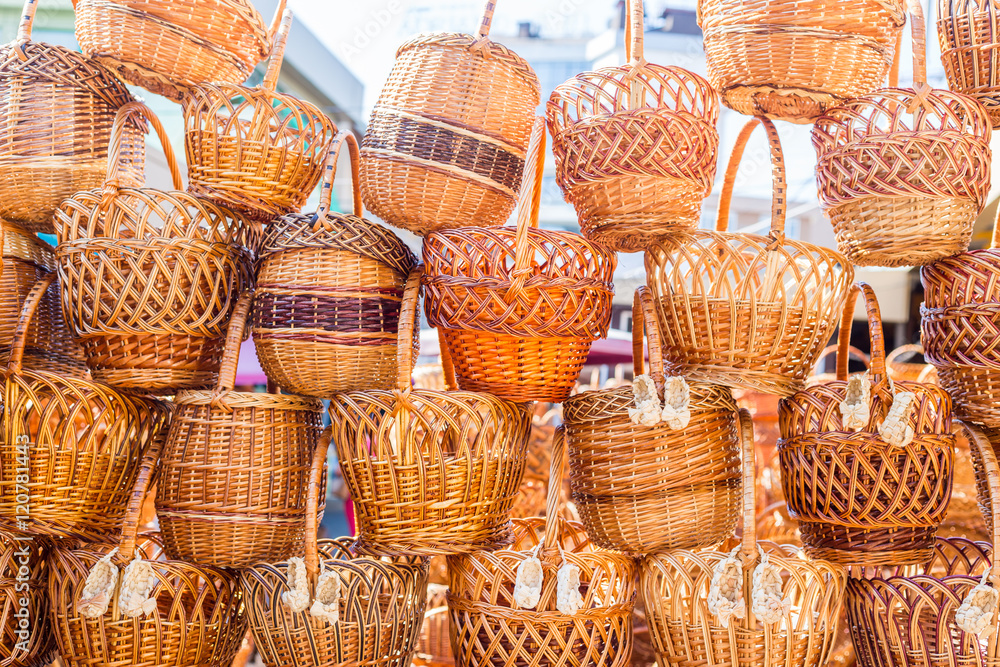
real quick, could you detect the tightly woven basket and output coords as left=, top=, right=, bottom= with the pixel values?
left=698, top=0, right=903, bottom=122
left=646, top=116, right=853, bottom=397
left=546, top=0, right=719, bottom=252
left=361, top=0, right=540, bottom=235
left=642, top=410, right=848, bottom=667
left=329, top=268, right=531, bottom=556
left=0, top=534, right=52, bottom=667
left=778, top=282, right=955, bottom=566
left=939, top=0, right=1000, bottom=127
left=184, top=9, right=337, bottom=222
left=54, top=101, right=256, bottom=393
left=422, top=117, right=616, bottom=403
left=447, top=429, right=636, bottom=667
left=73, top=0, right=279, bottom=101
left=157, top=290, right=324, bottom=569
left=812, top=0, right=992, bottom=267
left=561, top=286, right=741, bottom=554
left=252, top=130, right=417, bottom=398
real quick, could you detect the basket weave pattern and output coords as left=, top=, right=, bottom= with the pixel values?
left=938, top=0, right=1000, bottom=127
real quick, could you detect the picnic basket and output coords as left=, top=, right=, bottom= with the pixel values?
left=157, top=290, right=324, bottom=569
left=0, top=534, right=52, bottom=667
left=422, top=117, right=616, bottom=403
left=645, top=116, right=853, bottom=396
left=252, top=130, right=418, bottom=398
left=54, top=101, right=256, bottom=393
left=545, top=0, right=719, bottom=251
left=360, top=0, right=541, bottom=235
left=939, top=0, right=1000, bottom=126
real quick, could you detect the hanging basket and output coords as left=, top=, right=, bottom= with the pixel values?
left=360, top=0, right=540, bottom=235
left=0, top=534, right=53, bottom=667
left=157, top=290, right=324, bottom=569
left=645, top=116, right=853, bottom=397
left=252, top=130, right=417, bottom=398
left=422, top=117, right=616, bottom=403
left=778, top=282, right=955, bottom=566
left=54, top=101, right=256, bottom=393
left=938, top=0, right=1000, bottom=127
left=546, top=0, right=719, bottom=252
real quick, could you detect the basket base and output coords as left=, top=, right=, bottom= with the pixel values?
left=253, top=338, right=398, bottom=397
left=158, top=513, right=303, bottom=569
left=937, top=365, right=1000, bottom=428
left=353, top=525, right=515, bottom=557
left=800, top=524, right=937, bottom=566
left=0, top=158, right=107, bottom=232
left=661, top=362, right=803, bottom=398
left=580, top=213, right=697, bottom=254
left=81, top=333, right=222, bottom=393
left=720, top=86, right=836, bottom=124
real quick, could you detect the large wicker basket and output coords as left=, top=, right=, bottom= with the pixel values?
left=54, top=101, right=256, bottom=393
left=252, top=130, right=418, bottom=398
left=422, top=117, right=616, bottom=403
left=360, top=0, right=540, bottom=235
left=645, top=116, right=853, bottom=397
left=939, top=0, right=1000, bottom=127
left=545, top=0, right=719, bottom=252
left=0, top=534, right=53, bottom=667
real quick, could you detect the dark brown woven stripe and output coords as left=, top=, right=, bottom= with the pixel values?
left=254, top=331, right=395, bottom=346
left=252, top=293, right=402, bottom=333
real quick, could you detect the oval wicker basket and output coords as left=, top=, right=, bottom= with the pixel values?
left=645, top=116, right=853, bottom=397
left=0, top=534, right=52, bottom=667
left=360, top=0, right=541, bottom=235
left=546, top=0, right=719, bottom=252
left=939, top=0, right=1000, bottom=127
left=252, top=130, right=417, bottom=398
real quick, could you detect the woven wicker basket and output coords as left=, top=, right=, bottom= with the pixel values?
left=779, top=282, right=955, bottom=566
left=422, top=117, right=616, bottom=403
left=252, top=130, right=418, bottom=398
left=0, top=534, right=53, bottom=667
left=807, top=344, right=870, bottom=387
left=546, top=0, right=719, bottom=252
left=157, top=290, right=324, bottom=569
left=642, top=410, right=848, bottom=667
left=939, top=0, right=1000, bottom=127
left=813, top=0, right=992, bottom=268
left=413, top=584, right=452, bottom=667
left=54, top=101, right=256, bottom=393
left=73, top=0, right=280, bottom=101
left=885, top=343, right=936, bottom=383
left=646, top=116, right=853, bottom=397
left=360, top=0, right=540, bottom=235
left=561, top=286, right=741, bottom=554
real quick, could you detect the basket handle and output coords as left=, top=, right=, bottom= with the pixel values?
left=265, top=0, right=288, bottom=48
left=13, top=0, right=37, bottom=59
left=476, top=0, right=496, bottom=39
left=885, top=343, right=924, bottom=367
left=212, top=290, right=255, bottom=402
left=715, top=117, right=786, bottom=242
left=314, top=131, right=363, bottom=223
left=633, top=286, right=666, bottom=392
left=104, top=102, right=183, bottom=195
left=117, top=417, right=164, bottom=563
left=437, top=332, right=459, bottom=391
left=888, top=0, right=926, bottom=88
left=963, top=422, right=1000, bottom=584
left=262, top=8, right=293, bottom=92
left=542, top=425, right=568, bottom=555
left=990, top=201, right=1000, bottom=250
left=507, top=116, right=546, bottom=299
left=813, top=344, right=869, bottom=378
left=304, top=427, right=333, bottom=586
left=624, top=0, right=644, bottom=66
left=836, top=282, right=889, bottom=390
left=5, top=272, right=53, bottom=376
left=395, top=266, right=423, bottom=393
left=738, top=408, right=757, bottom=561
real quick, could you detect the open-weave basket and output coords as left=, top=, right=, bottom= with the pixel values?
left=447, top=428, right=636, bottom=667
left=0, top=534, right=52, bottom=667
left=242, top=430, right=429, bottom=667
left=73, top=0, right=279, bottom=101
left=361, top=0, right=540, bottom=235
left=184, top=9, right=337, bottom=222
left=157, top=290, right=323, bottom=569
left=54, top=101, right=256, bottom=393
left=252, top=130, right=417, bottom=398
left=645, top=116, right=853, bottom=397
left=422, top=117, right=616, bottom=403
left=546, top=0, right=719, bottom=252
left=642, top=410, right=848, bottom=667
left=0, top=0, right=144, bottom=233
left=561, top=285, right=741, bottom=554
left=329, top=268, right=531, bottom=556
left=698, top=0, right=904, bottom=122
left=812, top=0, right=992, bottom=268
left=939, top=0, right=1000, bottom=127
left=778, top=282, right=955, bottom=566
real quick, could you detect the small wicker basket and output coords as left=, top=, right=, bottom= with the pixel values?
left=939, top=0, right=1000, bottom=127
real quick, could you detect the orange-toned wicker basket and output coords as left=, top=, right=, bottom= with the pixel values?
left=812, top=0, right=992, bottom=268
left=939, top=0, right=1000, bottom=127
left=73, top=0, right=280, bottom=101
left=561, top=286, right=741, bottom=554
left=157, top=290, right=324, bottom=569
left=698, top=0, right=904, bottom=122
left=545, top=0, right=719, bottom=252
left=360, top=0, right=540, bottom=235
left=422, top=117, right=616, bottom=403
left=54, top=101, right=256, bottom=393
left=885, top=343, right=936, bottom=383
left=645, top=116, right=853, bottom=397
left=807, top=344, right=870, bottom=387
left=0, top=534, right=53, bottom=667
left=252, top=130, right=418, bottom=398
left=329, top=268, right=531, bottom=556
left=778, top=282, right=955, bottom=566
left=413, top=584, right=452, bottom=667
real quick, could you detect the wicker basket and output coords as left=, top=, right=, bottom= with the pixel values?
left=885, top=343, right=936, bottom=383
left=73, top=0, right=280, bottom=101
left=778, top=282, right=955, bottom=566
left=184, top=9, right=338, bottom=223
left=0, top=534, right=53, bottom=667
left=157, top=290, right=324, bottom=569
left=54, top=101, right=256, bottom=393
left=252, top=130, right=418, bottom=398
left=813, top=0, right=992, bottom=268
left=447, top=428, right=636, bottom=667
left=413, top=584, right=452, bottom=667
left=360, top=0, right=540, bottom=235
left=545, top=0, right=719, bottom=252
left=807, top=344, right=870, bottom=387
left=422, top=117, right=616, bottom=403
left=646, top=116, right=853, bottom=397
left=642, top=410, right=848, bottom=667
left=329, top=267, right=531, bottom=556
left=561, top=286, right=741, bottom=554
left=939, top=0, right=1000, bottom=127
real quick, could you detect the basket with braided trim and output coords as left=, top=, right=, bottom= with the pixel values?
left=545, top=0, right=718, bottom=252
left=939, top=0, right=1000, bottom=127
left=0, top=534, right=52, bottom=667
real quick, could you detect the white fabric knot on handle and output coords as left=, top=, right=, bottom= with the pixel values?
left=707, top=548, right=746, bottom=629
left=281, top=557, right=311, bottom=613
left=117, top=556, right=158, bottom=618
left=78, top=547, right=120, bottom=619
left=513, top=550, right=543, bottom=610
left=839, top=372, right=871, bottom=432
left=556, top=562, right=583, bottom=615
left=751, top=549, right=792, bottom=625
left=309, top=563, right=341, bottom=624
left=628, top=374, right=690, bottom=430
left=957, top=572, right=1000, bottom=638
left=878, top=391, right=917, bottom=448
